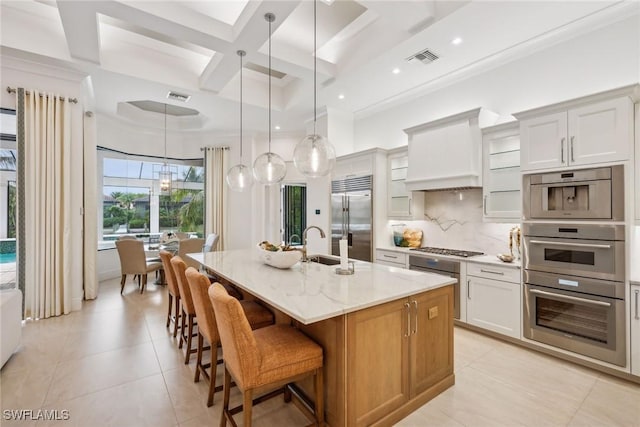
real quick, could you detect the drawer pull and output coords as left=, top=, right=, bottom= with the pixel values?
left=383, top=254, right=398, bottom=259
left=480, top=269, right=504, bottom=276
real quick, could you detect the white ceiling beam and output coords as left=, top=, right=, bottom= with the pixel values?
left=199, top=0, right=302, bottom=94
left=56, top=1, right=101, bottom=64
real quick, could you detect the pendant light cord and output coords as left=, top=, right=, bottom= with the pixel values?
left=164, top=103, right=167, bottom=164
left=313, top=0, right=317, bottom=136
left=268, top=15, right=272, bottom=154
left=239, top=52, right=243, bottom=160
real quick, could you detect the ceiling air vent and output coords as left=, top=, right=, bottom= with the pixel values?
left=406, top=48, right=439, bottom=65
left=166, top=91, right=191, bottom=102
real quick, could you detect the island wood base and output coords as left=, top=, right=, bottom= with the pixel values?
left=286, top=285, right=455, bottom=427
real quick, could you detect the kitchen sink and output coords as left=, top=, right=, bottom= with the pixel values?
left=308, top=255, right=341, bottom=266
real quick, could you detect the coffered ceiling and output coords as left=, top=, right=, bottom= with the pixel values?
left=0, top=0, right=635, bottom=135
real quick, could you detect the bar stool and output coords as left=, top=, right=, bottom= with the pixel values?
left=185, top=268, right=274, bottom=407
left=209, top=282, right=324, bottom=427
left=159, top=250, right=181, bottom=338
left=170, top=256, right=199, bottom=364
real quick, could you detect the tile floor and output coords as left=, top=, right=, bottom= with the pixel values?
left=1, top=277, right=639, bottom=427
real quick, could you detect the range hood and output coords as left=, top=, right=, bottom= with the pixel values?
left=403, top=108, right=498, bottom=191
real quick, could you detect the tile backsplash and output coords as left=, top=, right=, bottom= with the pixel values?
left=387, top=188, right=520, bottom=256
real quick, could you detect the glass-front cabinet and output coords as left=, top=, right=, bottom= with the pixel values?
left=387, top=147, right=423, bottom=219
left=481, top=122, right=521, bottom=221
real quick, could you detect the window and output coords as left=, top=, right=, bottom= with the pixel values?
left=281, top=184, right=306, bottom=245
left=98, top=148, right=204, bottom=242
left=0, top=108, right=16, bottom=290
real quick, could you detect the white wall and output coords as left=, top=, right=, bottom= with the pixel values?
left=354, top=16, right=640, bottom=152
left=1, top=55, right=87, bottom=311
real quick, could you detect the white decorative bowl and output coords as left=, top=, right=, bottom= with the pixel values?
left=256, top=245, right=302, bottom=269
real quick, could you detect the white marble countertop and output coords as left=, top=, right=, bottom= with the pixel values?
left=187, top=250, right=456, bottom=325
left=377, top=246, right=522, bottom=269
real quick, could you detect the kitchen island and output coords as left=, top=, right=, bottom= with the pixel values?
left=188, top=250, right=456, bottom=427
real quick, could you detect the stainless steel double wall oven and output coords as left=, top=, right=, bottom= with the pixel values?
left=522, top=165, right=626, bottom=366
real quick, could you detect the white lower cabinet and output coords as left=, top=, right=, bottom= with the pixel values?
left=375, top=249, right=407, bottom=268
left=631, top=284, right=640, bottom=376
left=466, top=263, right=521, bottom=339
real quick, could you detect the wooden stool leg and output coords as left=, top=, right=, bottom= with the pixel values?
left=178, top=307, right=186, bottom=349
left=172, top=296, right=180, bottom=338
left=194, top=333, right=203, bottom=382
left=185, top=315, right=194, bottom=364
left=315, top=368, right=324, bottom=426
left=120, top=275, right=126, bottom=294
left=220, top=367, right=231, bottom=427
left=243, top=389, right=253, bottom=427
left=166, top=294, right=172, bottom=328
left=207, top=340, right=217, bottom=407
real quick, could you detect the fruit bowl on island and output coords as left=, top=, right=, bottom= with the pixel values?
left=257, top=241, right=302, bottom=269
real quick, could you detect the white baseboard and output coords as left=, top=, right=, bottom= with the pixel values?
left=98, top=268, right=121, bottom=282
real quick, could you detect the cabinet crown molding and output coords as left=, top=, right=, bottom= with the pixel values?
left=403, top=107, right=498, bottom=135
left=513, top=84, right=640, bottom=120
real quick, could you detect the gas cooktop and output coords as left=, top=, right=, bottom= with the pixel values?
left=410, top=246, right=484, bottom=258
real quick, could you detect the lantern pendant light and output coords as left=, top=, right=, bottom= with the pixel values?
left=293, top=0, right=335, bottom=178
left=253, top=12, right=286, bottom=186
left=158, top=103, right=172, bottom=195
left=226, top=50, right=254, bottom=192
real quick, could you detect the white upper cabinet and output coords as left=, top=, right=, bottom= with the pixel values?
left=568, top=97, right=632, bottom=166
left=516, top=86, right=636, bottom=172
left=482, top=122, right=521, bottom=220
left=519, top=111, right=567, bottom=171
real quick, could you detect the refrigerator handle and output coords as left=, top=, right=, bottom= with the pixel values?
left=340, top=194, right=347, bottom=238
left=346, top=195, right=350, bottom=237
left=348, top=232, right=353, bottom=247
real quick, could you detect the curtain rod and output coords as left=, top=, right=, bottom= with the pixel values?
left=6, top=86, right=78, bottom=104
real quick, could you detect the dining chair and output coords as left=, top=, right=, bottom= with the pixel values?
left=159, top=250, right=181, bottom=338
left=184, top=268, right=274, bottom=407
left=175, top=232, right=190, bottom=240
left=118, top=235, right=137, bottom=240
left=178, top=238, right=205, bottom=270
left=209, top=282, right=324, bottom=427
left=203, top=233, right=219, bottom=252
left=115, top=239, right=162, bottom=294
left=170, top=256, right=198, bottom=363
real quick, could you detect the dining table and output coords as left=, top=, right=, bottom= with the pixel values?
left=144, top=242, right=179, bottom=285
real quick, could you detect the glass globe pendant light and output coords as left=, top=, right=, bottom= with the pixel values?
left=293, top=0, right=335, bottom=178
left=226, top=50, right=254, bottom=192
left=253, top=12, right=286, bottom=185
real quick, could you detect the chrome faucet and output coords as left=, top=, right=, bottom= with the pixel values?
left=300, top=226, right=326, bottom=262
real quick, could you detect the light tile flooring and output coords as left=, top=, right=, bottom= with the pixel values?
left=1, top=277, right=639, bottom=427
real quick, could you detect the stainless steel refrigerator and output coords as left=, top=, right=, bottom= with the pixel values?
left=331, top=175, right=373, bottom=262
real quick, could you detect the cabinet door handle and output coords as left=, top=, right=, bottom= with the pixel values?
left=480, top=269, right=504, bottom=276
left=570, top=136, right=575, bottom=163
left=635, top=290, right=639, bottom=320
left=408, top=197, right=412, bottom=215
left=560, top=137, right=565, bottom=163
left=412, top=300, right=418, bottom=335
left=483, top=195, right=488, bottom=215
left=404, top=302, right=411, bottom=337
left=467, top=279, right=471, bottom=300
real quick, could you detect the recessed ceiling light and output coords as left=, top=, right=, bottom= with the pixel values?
left=451, top=37, right=463, bottom=45
left=392, top=68, right=401, bottom=74
left=275, top=125, right=281, bottom=130
left=338, top=94, right=345, bottom=100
